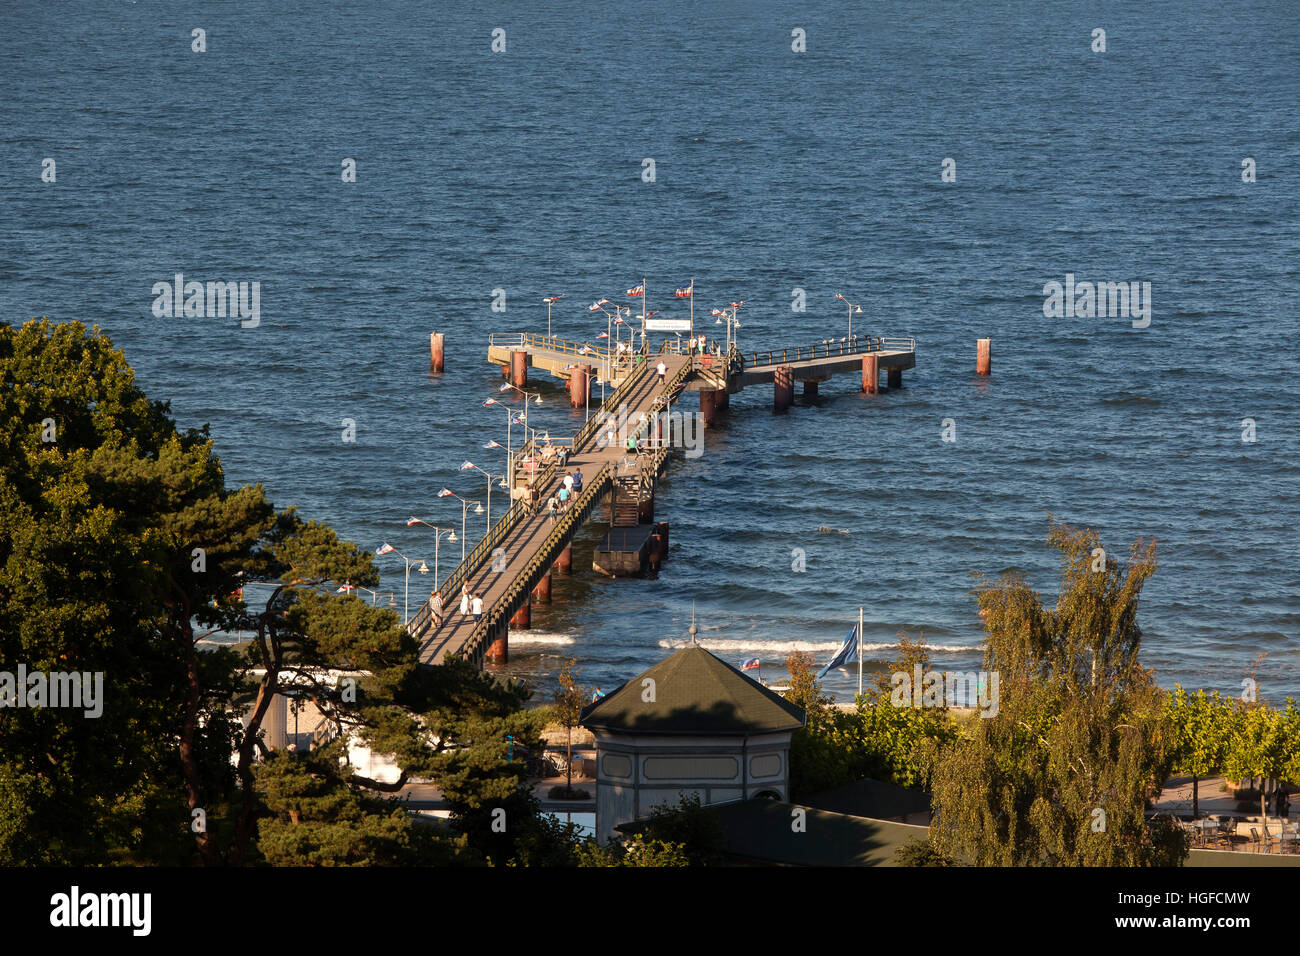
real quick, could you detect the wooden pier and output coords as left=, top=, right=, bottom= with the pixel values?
left=409, top=330, right=916, bottom=667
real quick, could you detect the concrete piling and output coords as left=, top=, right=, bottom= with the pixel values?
left=531, top=572, right=552, bottom=603
left=774, top=366, right=794, bottom=413
left=553, top=543, right=573, bottom=573
left=862, top=354, right=879, bottom=394
left=485, top=627, right=508, bottom=664
left=568, top=364, right=590, bottom=408
left=429, top=332, right=445, bottom=373
left=510, top=350, right=528, bottom=388
left=509, top=600, right=531, bottom=629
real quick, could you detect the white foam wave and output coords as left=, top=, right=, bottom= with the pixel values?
left=508, top=633, right=577, bottom=646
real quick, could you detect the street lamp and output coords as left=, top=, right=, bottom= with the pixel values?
left=543, top=294, right=565, bottom=338
left=405, top=518, right=457, bottom=589
left=714, top=301, right=744, bottom=357
left=436, top=489, right=483, bottom=560
left=373, top=543, right=429, bottom=627
left=335, top=582, right=395, bottom=607
left=458, top=461, right=506, bottom=530
left=835, top=293, right=863, bottom=343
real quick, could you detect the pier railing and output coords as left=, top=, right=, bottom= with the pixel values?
left=489, top=332, right=614, bottom=363
left=408, top=351, right=655, bottom=642
left=459, top=463, right=614, bottom=664
left=741, top=336, right=914, bottom=369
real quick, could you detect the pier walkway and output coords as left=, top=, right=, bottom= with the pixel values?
left=409, top=330, right=916, bottom=667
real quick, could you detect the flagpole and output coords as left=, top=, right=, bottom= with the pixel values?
left=689, top=277, right=695, bottom=343
left=858, top=605, right=864, bottom=698
left=642, top=276, right=647, bottom=351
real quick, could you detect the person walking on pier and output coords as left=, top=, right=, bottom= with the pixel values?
left=572, top=467, right=583, bottom=492
left=656, top=360, right=667, bottom=385
left=563, top=472, right=574, bottom=495
left=430, top=591, right=444, bottom=627
left=471, top=593, right=483, bottom=622
left=557, top=484, right=571, bottom=513
left=547, top=495, right=558, bottom=524
left=459, top=585, right=470, bottom=617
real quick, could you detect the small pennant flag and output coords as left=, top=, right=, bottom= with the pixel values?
left=437, top=488, right=454, bottom=498
left=675, top=284, right=693, bottom=298
left=498, top=383, right=512, bottom=391
left=711, top=309, right=724, bottom=316
left=741, top=658, right=760, bottom=671
left=544, top=294, right=565, bottom=304
left=483, top=440, right=503, bottom=449
left=644, top=310, right=659, bottom=319
left=614, top=316, right=626, bottom=325
left=460, top=461, right=475, bottom=471
left=626, top=283, right=644, bottom=297
left=579, top=345, right=595, bottom=355
left=589, top=298, right=610, bottom=311
left=730, top=301, right=746, bottom=308
left=483, top=398, right=499, bottom=407
left=337, top=582, right=356, bottom=594
left=511, top=415, right=526, bottom=425
left=597, top=332, right=609, bottom=339
left=836, top=293, right=846, bottom=300
left=376, top=543, right=396, bottom=555
left=405, top=516, right=422, bottom=526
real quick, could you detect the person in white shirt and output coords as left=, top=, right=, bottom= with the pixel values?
left=563, top=472, right=574, bottom=493
left=459, top=586, right=470, bottom=616
left=656, top=360, right=666, bottom=384
left=471, top=594, right=484, bottom=621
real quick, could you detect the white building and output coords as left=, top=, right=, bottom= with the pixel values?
left=581, top=646, right=805, bottom=842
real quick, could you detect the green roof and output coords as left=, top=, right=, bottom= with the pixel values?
left=580, top=646, right=805, bottom=735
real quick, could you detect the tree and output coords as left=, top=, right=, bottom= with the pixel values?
left=0, top=319, right=547, bottom=866
left=552, top=658, right=586, bottom=794
left=929, top=519, right=1186, bottom=866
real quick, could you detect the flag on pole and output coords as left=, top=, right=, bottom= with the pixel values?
left=337, top=582, right=356, bottom=594
left=498, top=383, right=512, bottom=391
left=589, top=298, right=610, bottom=311
left=511, top=415, right=526, bottom=425
left=626, top=283, right=644, bottom=297
left=675, top=284, right=694, bottom=298
left=543, top=294, right=565, bottom=304
left=460, top=461, right=475, bottom=471
left=711, top=309, right=724, bottom=316
left=816, top=625, right=860, bottom=679
left=644, top=310, right=659, bottom=319
left=741, top=658, right=760, bottom=672
left=405, top=517, right=422, bottom=526
left=437, top=489, right=454, bottom=498
left=614, top=316, right=626, bottom=325
left=483, top=398, right=499, bottom=407
left=597, top=332, right=609, bottom=339
left=375, top=543, right=396, bottom=556
left=483, top=440, right=502, bottom=449
left=730, top=301, right=746, bottom=308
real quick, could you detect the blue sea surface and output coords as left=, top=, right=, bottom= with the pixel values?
left=2, top=1, right=1297, bottom=700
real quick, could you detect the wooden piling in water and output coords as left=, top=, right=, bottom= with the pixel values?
left=531, top=571, right=552, bottom=603
left=510, top=350, right=528, bottom=388
left=553, top=543, right=573, bottom=573
left=976, top=338, right=991, bottom=376
left=485, top=626, right=508, bottom=664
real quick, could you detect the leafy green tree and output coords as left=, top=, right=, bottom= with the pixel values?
left=553, top=658, right=586, bottom=794
left=893, top=837, right=955, bottom=867
left=929, top=519, right=1186, bottom=866
left=1164, top=688, right=1233, bottom=819
left=0, top=319, right=549, bottom=866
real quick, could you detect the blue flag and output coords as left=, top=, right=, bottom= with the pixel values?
left=816, top=625, right=859, bottom=679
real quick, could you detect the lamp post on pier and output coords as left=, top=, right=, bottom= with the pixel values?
left=543, top=294, right=565, bottom=338
left=404, top=518, right=457, bottom=590
left=437, top=489, right=483, bottom=561
left=835, top=293, right=862, bottom=344
left=373, top=543, right=429, bottom=627
left=459, top=461, right=507, bottom=530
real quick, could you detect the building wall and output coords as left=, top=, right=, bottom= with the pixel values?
left=592, top=731, right=792, bottom=842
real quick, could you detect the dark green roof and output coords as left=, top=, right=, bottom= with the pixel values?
left=580, top=645, right=805, bottom=735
